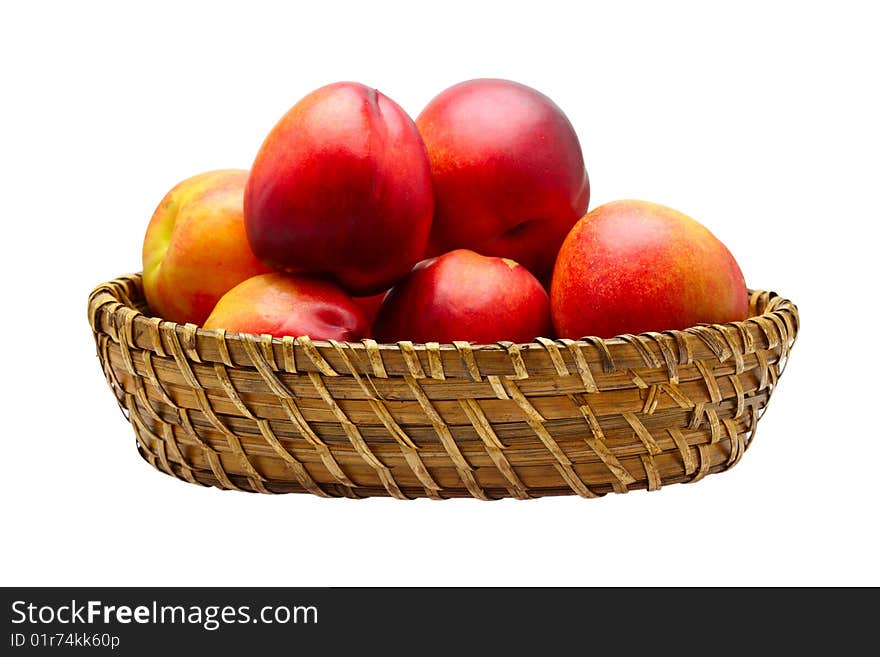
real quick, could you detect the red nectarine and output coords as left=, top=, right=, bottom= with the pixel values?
left=244, top=82, right=434, bottom=296
left=416, top=79, right=589, bottom=282
left=374, top=249, right=552, bottom=344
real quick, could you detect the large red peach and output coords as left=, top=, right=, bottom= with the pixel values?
left=416, top=78, right=589, bottom=282
left=373, top=249, right=552, bottom=344
left=203, top=273, right=369, bottom=341
left=142, top=169, right=272, bottom=325
left=244, top=82, right=434, bottom=296
left=551, top=200, right=749, bottom=339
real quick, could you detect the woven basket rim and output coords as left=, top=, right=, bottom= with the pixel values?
left=88, top=272, right=799, bottom=380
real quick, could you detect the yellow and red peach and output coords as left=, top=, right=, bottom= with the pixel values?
left=142, top=169, right=272, bottom=325
left=203, top=273, right=369, bottom=341
left=551, top=200, right=749, bottom=339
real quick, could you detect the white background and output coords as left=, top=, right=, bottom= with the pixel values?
left=2, top=1, right=877, bottom=587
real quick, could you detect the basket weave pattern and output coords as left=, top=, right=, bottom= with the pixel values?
left=88, top=273, right=798, bottom=500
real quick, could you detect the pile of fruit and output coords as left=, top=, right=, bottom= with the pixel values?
left=142, top=79, right=748, bottom=343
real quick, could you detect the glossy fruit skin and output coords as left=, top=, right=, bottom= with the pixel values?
left=142, top=169, right=272, bottom=325
left=551, top=200, right=749, bottom=339
left=416, top=78, right=589, bottom=281
left=373, top=249, right=552, bottom=344
left=203, top=273, right=370, bottom=341
left=352, top=290, right=388, bottom=336
left=244, top=81, right=434, bottom=296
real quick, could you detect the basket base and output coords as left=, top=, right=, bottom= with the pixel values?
left=135, top=438, right=735, bottom=501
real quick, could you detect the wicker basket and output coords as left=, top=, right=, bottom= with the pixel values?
left=88, top=273, right=798, bottom=500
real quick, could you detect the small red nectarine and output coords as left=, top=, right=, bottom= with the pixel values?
left=374, top=249, right=552, bottom=344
